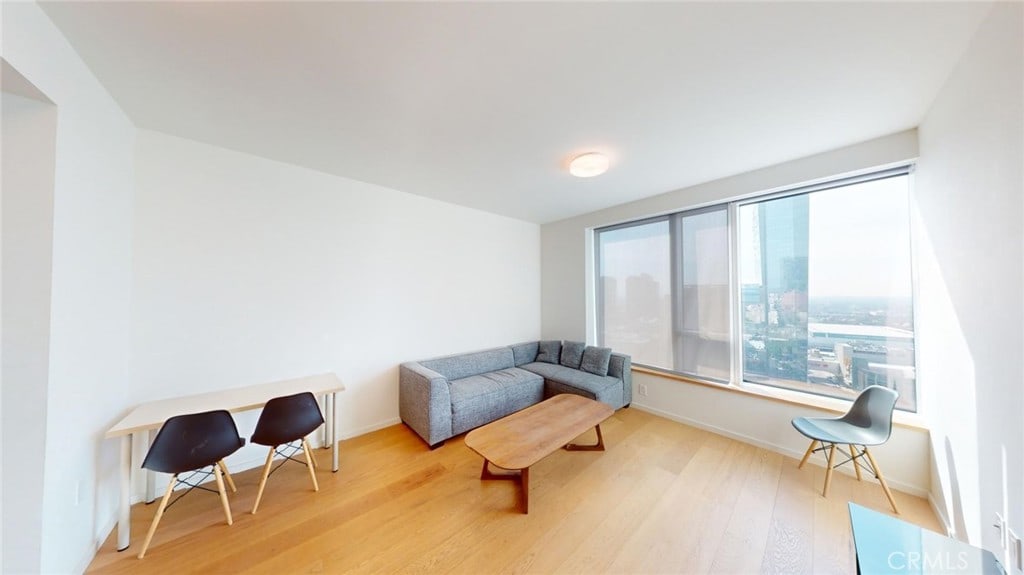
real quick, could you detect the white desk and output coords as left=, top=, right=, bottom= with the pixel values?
left=105, top=373, right=345, bottom=552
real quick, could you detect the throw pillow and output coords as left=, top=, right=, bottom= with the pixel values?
left=580, top=346, right=613, bottom=376
left=560, top=340, right=586, bottom=369
left=510, top=341, right=539, bottom=366
left=536, top=340, right=561, bottom=364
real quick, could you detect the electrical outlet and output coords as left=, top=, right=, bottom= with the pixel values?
left=638, top=383, right=649, bottom=397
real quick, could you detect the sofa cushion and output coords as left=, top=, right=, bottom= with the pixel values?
left=510, top=341, right=539, bottom=366
left=536, top=340, right=561, bottom=364
left=449, top=368, right=544, bottom=435
left=580, top=345, right=613, bottom=376
left=521, top=362, right=625, bottom=407
left=421, top=347, right=514, bottom=381
left=560, top=341, right=585, bottom=369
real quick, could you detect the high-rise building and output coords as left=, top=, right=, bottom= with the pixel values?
left=746, top=194, right=809, bottom=382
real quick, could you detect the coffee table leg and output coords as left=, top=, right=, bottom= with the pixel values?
left=565, top=424, right=605, bottom=451
left=521, top=467, right=529, bottom=514
left=479, top=460, right=530, bottom=514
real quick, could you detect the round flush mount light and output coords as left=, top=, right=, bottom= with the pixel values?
left=568, top=152, right=610, bottom=178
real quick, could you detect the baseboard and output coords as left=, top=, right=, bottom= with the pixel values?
left=342, top=417, right=403, bottom=441
left=76, top=548, right=99, bottom=575
left=631, top=402, right=929, bottom=498
left=94, top=513, right=118, bottom=549
left=72, top=510, right=119, bottom=574
left=88, top=512, right=120, bottom=563
left=928, top=491, right=954, bottom=537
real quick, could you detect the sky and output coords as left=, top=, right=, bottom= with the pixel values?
left=601, top=174, right=913, bottom=300
left=739, top=174, right=913, bottom=298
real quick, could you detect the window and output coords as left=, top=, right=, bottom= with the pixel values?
left=597, top=218, right=672, bottom=368
left=597, top=208, right=730, bottom=381
left=595, top=168, right=918, bottom=411
left=673, top=207, right=730, bottom=381
left=738, top=173, right=917, bottom=411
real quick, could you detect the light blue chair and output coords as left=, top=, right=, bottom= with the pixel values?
left=792, top=385, right=900, bottom=513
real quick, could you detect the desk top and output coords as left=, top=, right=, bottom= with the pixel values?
left=106, top=373, right=344, bottom=438
left=849, top=502, right=1004, bottom=575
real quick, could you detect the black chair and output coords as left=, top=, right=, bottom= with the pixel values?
left=792, top=385, right=900, bottom=513
left=250, top=392, right=325, bottom=514
left=138, top=409, right=245, bottom=558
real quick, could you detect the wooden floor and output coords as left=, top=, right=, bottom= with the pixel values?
left=87, top=407, right=941, bottom=574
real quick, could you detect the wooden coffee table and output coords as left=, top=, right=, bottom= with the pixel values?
left=464, top=394, right=614, bottom=514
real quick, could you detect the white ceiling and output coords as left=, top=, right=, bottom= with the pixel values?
left=40, top=2, right=990, bottom=224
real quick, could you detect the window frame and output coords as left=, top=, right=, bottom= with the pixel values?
left=594, top=214, right=671, bottom=361
left=669, top=204, right=731, bottom=383
left=593, top=164, right=919, bottom=412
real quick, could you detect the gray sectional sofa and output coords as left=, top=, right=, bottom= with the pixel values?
left=399, top=340, right=632, bottom=448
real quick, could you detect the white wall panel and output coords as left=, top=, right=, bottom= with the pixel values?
left=1, top=88, right=57, bottom=575
left=130, top=130, right=542, bottom=488
left=2, top=4, right=137, bottom=573
left=916, top=2, right=1023, bottom=558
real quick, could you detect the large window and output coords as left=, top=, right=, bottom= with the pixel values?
left=597, top=219, right=672, bottom=369
left=596, top=168, right=918, bottom=411
left=674, top=207, right=730, bottom=380
left=597, top=208, right=730, bottom=381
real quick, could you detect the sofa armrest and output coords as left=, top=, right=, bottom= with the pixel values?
left=609, top=353, right=633, bottom=405
left=399, top=362, right=453, bottom=446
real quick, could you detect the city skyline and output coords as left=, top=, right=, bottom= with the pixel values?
left=600, top=174, right=913, bottom=300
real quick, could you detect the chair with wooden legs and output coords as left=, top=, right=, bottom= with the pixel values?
left=791, top=385, right=901, bottom=514
left=138, top=410, right=245, bottom=558
left=250, top=391, right=325, bottom=514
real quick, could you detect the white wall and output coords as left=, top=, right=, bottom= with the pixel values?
left=130, top=130, right=541, bottom=487
left=1, top=3, right=137, bottom=573
left=5, top=5, right=540, bottom=566
left=915, top=1, right=1023, bottom=559
left=540, top=130, right=934, bottom=493
left=2, top=87, right=57, bottom=575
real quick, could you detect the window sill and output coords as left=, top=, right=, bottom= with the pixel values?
left=631, top=365, right=929, bottom=432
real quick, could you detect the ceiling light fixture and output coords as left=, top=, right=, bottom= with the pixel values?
left=568, top=152, right=609, bottom=178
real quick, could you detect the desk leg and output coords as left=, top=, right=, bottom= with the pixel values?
left=117, top=435, right=132, bottom=551
left=321, top=394, right=329, bottom=448
left=331, top=391, right=338, bottom=472
left=145, top=429, right=156, bottom=503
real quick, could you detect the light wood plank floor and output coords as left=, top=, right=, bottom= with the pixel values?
left=87, top=407, right=941, bottom=574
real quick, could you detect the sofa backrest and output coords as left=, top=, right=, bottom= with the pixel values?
left=509, top=341, right=539, bottom=366
left=420, top=347, right=515, bottom=381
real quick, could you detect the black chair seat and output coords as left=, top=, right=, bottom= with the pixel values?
left=138, top=409, right=244, bottom=558
left=142, top=411, right=246, bottom=474
left=251, top=391, right=324, bottom=446
left=250, top=391, right=325, bottom=514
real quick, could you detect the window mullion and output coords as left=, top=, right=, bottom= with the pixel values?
left=728, top=202, right=742, bottom=386
left=669, top=214, right=683, bottom=373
